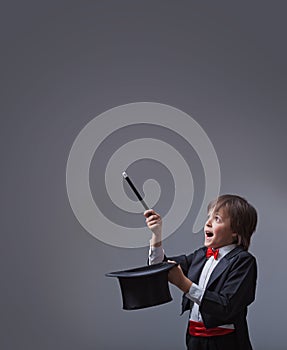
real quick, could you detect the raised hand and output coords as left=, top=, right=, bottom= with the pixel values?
left=144, top=209, right=162, bottom=247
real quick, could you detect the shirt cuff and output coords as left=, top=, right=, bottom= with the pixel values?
left=185, top=283, right=204, bottom=305
left=148, top=245, right=164, bottom=265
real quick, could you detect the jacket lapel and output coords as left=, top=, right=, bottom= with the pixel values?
left=206, top=246, right=243, bottom=288
left=187, top=248, right=208, bottom=283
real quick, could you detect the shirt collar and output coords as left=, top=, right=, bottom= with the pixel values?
left=217, top=244, right=237, bottom=260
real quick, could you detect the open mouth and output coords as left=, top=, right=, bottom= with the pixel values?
left=205, top=231, right=214, bottom=238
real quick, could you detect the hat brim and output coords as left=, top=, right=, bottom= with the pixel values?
left=106, top=261, right=177, bottom=278
left=106, top=262, right=177, bottom=310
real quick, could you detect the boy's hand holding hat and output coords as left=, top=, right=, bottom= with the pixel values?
left=167, top=260, right=192, bottom=294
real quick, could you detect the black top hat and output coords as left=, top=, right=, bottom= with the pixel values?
left=106, top=262, right=177, bottom=310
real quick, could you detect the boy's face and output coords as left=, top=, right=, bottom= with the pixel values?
left=204, top=207, right=236, bottom=249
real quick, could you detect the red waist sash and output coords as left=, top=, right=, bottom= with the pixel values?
left=189, top=320, right=235, bottom=337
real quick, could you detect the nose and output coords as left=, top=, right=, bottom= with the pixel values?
left=206, top=216, right=212, bottom=227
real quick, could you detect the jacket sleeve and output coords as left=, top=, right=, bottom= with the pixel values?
left=200, top=254, right=257, bottom=324
left=166, top=253, right=194, bottom=276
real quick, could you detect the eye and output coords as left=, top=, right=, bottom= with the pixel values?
left=215, top=216, right=221, bottom=222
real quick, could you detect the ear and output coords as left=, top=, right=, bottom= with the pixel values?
left=232, top=232, right=239, bottom=243
left=232, top=233, right=242, bottom=245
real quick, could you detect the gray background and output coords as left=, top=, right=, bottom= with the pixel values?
left=1, top=1, right=287, bottom=349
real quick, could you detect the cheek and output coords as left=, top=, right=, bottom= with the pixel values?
left=213, top=225, right=221, bottom=235
left=213, top=226, right=226, bottom=239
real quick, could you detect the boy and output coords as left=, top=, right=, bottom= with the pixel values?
left=145, top=194, right=257, bottom=350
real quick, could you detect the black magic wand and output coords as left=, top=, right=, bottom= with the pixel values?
left=122, top=172, right=149, bottom=211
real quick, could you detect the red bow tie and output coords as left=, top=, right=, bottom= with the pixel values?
left=206, top=247, right=219, bottom=260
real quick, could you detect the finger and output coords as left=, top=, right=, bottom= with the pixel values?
left=144, top=209, right=155, bottom=217
left=145, top=209, right=155, bottom=214
left=147, top=217, right=161, bottom=225
left=147, top=223, right=157, bottom=228
left=146, top=215, right=160, bottom=223
left=167, top=260, right=177, bottom=264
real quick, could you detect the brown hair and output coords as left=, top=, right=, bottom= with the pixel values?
left=207, top=194, right=257, bottom=250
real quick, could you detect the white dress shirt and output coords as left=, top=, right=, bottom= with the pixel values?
left=148, top=244, right=237, bottom=328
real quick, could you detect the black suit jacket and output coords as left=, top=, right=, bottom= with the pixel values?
left=168, top=246, right=257, bottom=350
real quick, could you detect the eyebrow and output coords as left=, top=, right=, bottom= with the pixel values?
left=208, top=211, right=225, bottom=219
left=207, top=210, right=222, bottom=216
